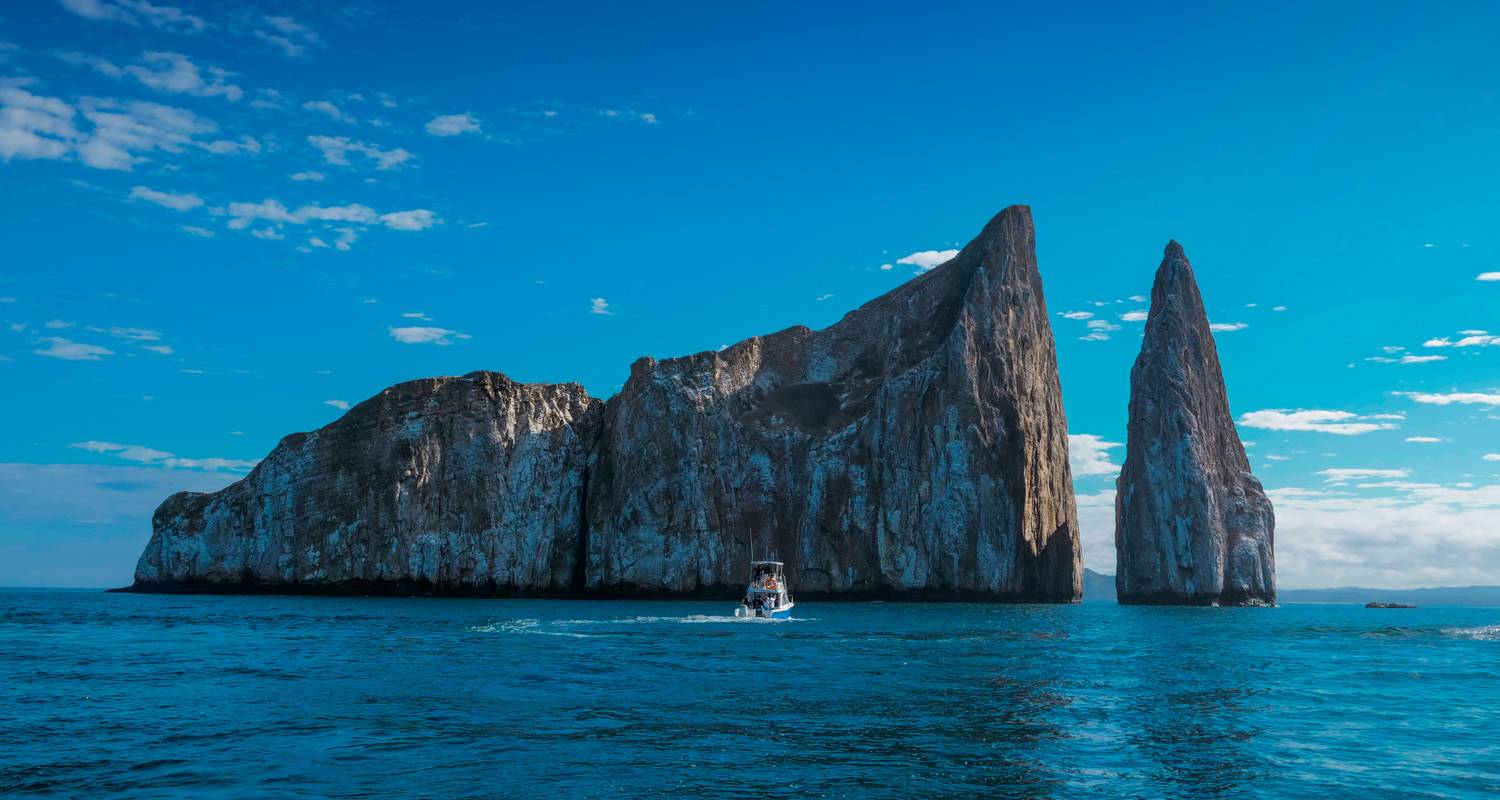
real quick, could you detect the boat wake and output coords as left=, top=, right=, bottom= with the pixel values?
left=468, top=614, right=809, bottom=636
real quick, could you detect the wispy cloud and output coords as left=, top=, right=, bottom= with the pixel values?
left=123, top=52, right=242, bottom=101
left=1238, top=409, right=1400, bottom=436
left=129, top=185, right=201, bottom=210
left=1209, top=322, right=1248, bottom=332
left=1424, top=331, right=1500, bottom=348
left=1120, top=310, right=1148, bottom=322
left=388, top=326, right=470, bottom=345
left=70, top=440, right=257, bottom=472
left=60, top=0, right=207, bottom=34
left=34, top=337, right=114, bottom=361
left=290, top=171, right=324, bottom=182
left=589, top=297, right=613, bottom=316
left=1319, top=468, right=1410, bottom=483
left=1398, top=391, right=1500, bottom=408
left=1366, top=354, right=1448, bottom=364
left=1058, top=311, right=1093, bottom=320
left=1477, top=272, right=1500, bottom=282
left=308, top=134, right=410, bottom=169
left=1405, top=436, right=1445, bottom=443
left=255, top=15, right=320, bottom=58
left=0, top=87, right=259, bottom=171
left=378, top=209, right=437, bottom=231
left=426, top=113, right=481, bottom=136
left=323, top=399, right=350, bottom=410
left=303, top=100, right=356, bottom=124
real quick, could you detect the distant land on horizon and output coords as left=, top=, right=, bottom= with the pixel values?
left=1082, top=569, right=1500, bottom=606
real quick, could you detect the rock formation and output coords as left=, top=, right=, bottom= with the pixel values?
left=136, top=373, right=601, bottom=593
left=130, top=205, right=1082, bottom=601
left=1114, top=242, right=1275, bottom=606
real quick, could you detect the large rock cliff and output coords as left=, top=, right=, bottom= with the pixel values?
left=135, top=372, right=601, bottom=593
left=130, top=205, right=1081, bottom=601
left=1114, top=242, right=1275, bottom=606
left=587, top=205, right=1080, bottom=599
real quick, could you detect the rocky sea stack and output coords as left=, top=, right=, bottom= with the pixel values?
left=130, top=205, right=1083, bottom=601
left=1114, top=242, right=1275, bottom=606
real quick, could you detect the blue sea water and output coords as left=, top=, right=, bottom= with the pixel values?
left=2, top=591, right=1498, bottom=798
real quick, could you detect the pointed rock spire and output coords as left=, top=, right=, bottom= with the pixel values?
left=1114, top=242, right=1275, bottom=605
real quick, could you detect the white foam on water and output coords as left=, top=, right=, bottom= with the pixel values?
left=1443, top=625, right=1500, bottom=641
left=553, top=614, right=811, bottom=627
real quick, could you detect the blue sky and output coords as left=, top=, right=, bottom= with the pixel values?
left=1, top=1, right=1497, bottom=589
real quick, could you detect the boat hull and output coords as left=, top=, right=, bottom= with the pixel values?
left=736, top=603, right=795, bottom=620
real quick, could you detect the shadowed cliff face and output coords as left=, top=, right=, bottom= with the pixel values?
left=1114, top=242, right=1275, bottom=606
left=588, top=205, right=1080, bottom=600
left=131, top=205, right=1081, bottom=601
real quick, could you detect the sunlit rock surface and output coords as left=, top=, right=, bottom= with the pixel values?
left=131, top=206, right=1081, bottom=601
left=588, top=205, right=1080, bottom=600
left=1114, top=242, right=1275, bottom=606
left=134, top=372, right=601, bottom=593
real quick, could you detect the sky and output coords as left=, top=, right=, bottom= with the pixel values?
left=1, top=1, right=1497, bottom=590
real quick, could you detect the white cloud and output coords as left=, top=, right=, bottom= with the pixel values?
left=589, top=297, right=613, bottom=316
left=1068, top=434, right=1121, bottom=477
left=34, top=337, right=113, bottom=361
left=1477, top=272, right=1500, bottom=282
left=896, top=249, right=959, bottom=273
left=401, top=312, right=431, bottom=321
left=815, top=293, right=834, bottom=302
left=0, top=86, right=80, bottom=162
left=1086, top=319, right=1120, bottom=332
left=1076, top=489, right=1117, bottom=575
left=1319, top=468, right=1410, bottom=483
left=1079, top=332, right=1109, bottom=342
left=1398, top=391, right=1500, bottom=408
left=1484, top=453, right=1500, bottom=462
left=250, top=227, right=284, bottom=241
left=1423, top=332, right=1500, bottom=348
left=1267, top=482, right=1500, bottom=589
left=598, top=108, right=659, bottom=124
left=1405, top=436, right=1445, bottom=443
left=302, top=101, right=355, bottom=124
left=324, top=399, right=350, bottom=410
left=1272, top=306, right=1287, bottom=312
left=290, top=171, right=324, bottom=182
left=123, top=51, right=242, bottom=101
left=308, top=134, right=410, bottom=169
left=69, top=440, right=257, bottom=472
left=60, top=0, right=207, bottom=34
left=129, top=184, right=201, bottom=210
left=879, top=263, right=893, bottom=271
left=1058, top=311, right=1093, bottom=320
left=1367, top=354, right=1448, bottom=364
left=226, top=198, right=356, bottom=227
left=0, top=88, right=259, bottom=170
left=1128, top=295, right=1147, bottom=302
left=1120, top=310, right=1148, bottom=322
left=1238, top=409, right=1400, bottom=436
left=388, top=326, right=470, bottom=345
left=426, top=113, right=481, bottom=136
left=181, top=225, right=213, bottom=237
left=1209, top=322, right=1248, bottom=332
left=379, top=209, right=438, bottom=231
left=255, top=15, right=320, bottom=58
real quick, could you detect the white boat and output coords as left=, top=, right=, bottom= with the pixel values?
left=735, top=560, right=795, bottom=619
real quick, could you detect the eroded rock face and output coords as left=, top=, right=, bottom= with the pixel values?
left=587, top=205, right=1081, bottom=600
left=1114, top=242, right=1275, bottom=606
left=131, top=206, right=1081, bottom=601
left=134, top=372, right=601, bottom=593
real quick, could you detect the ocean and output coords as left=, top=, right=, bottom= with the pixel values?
left=2, top=590, right=1497, bottom=798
